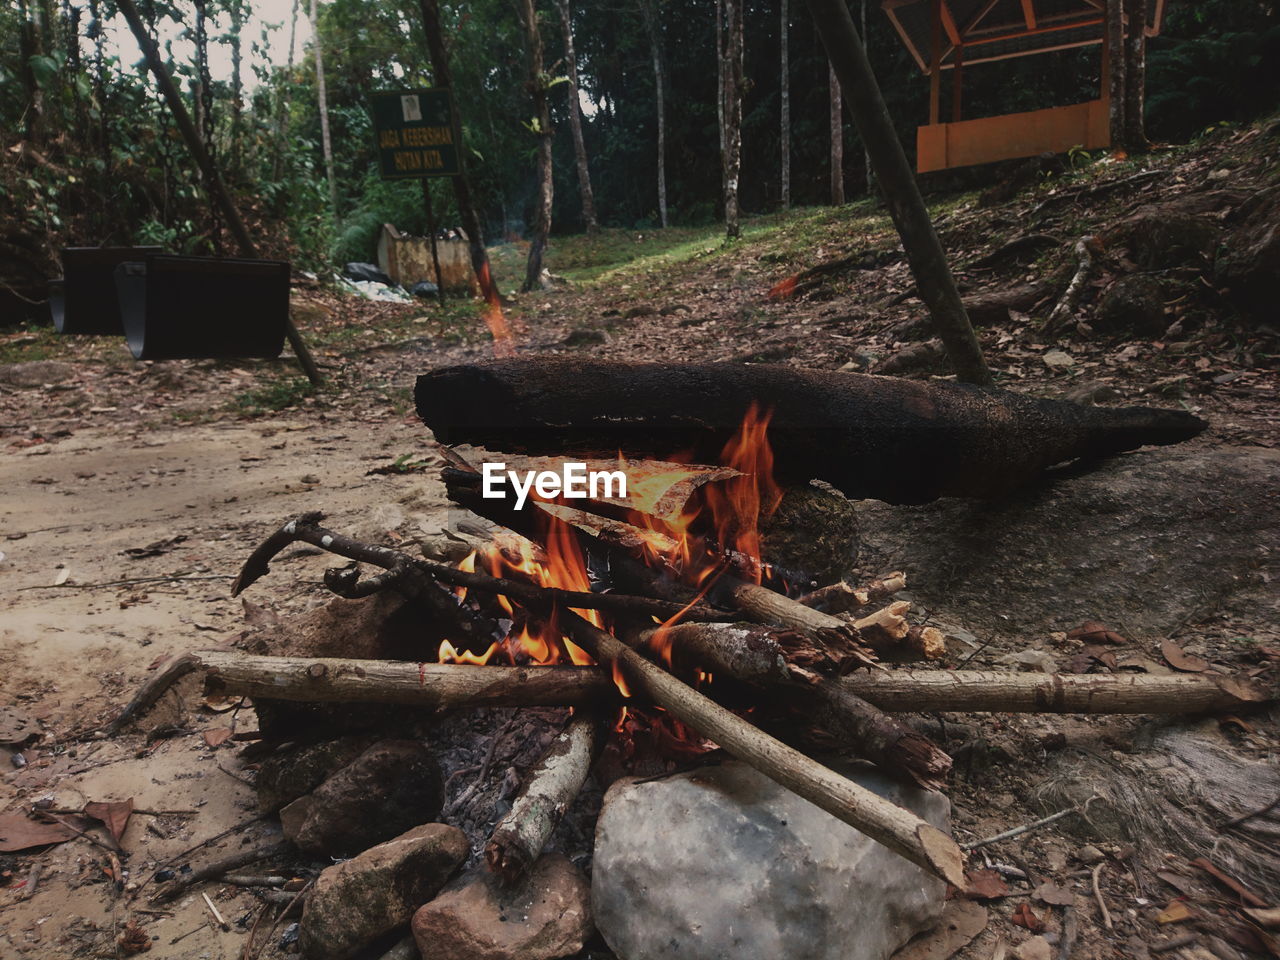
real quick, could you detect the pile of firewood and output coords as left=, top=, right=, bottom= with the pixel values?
left=110, top=449, right=1267, bottom=900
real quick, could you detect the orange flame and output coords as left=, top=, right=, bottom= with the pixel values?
left=476, top=260, right=515, bottom=358
left=702, top=403, right=782, bottom=584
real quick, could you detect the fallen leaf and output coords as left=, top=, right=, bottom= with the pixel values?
left=203, top=728, right=233, bottom=748
left=891, top=900, right=988, bottom=960
left=1189, top=857, right=1267, bottom=907
left=965, top=868, right=1010, bottom=900
left=201, top=695, right=239, bottom=713
left=1162, top=639, right=1210, bottom=673
left=1067, top=621, right=1127, bottom=645
left=1034, top=881, right=1075, bottom=906
left=0, top=812, right=77, bottom=852
left=1156, top=900, right=1195, bottom=924
left=1011, top=902, right=1046, bottom=933
left=83, top=799, right=134, bottom=843
left=1245, top=907, right=1280, bottom=930
left=1219, top=715, right=1256, bottom=735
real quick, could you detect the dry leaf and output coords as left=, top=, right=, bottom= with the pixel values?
left=1162, top=639, right=1210, bottom=673
left=83, top=799, right=134, bottom=843
left=965, top=868, right=1010, bottom=900
left=1156, top=900, right=1195, bottom=924
left=0, top=812, right=76, bottom=852
left=52, top=566, right=69, bottom=586
left=201, top=695, right=239, bottom=713
left=203, top=728, right=233, bottom=748
left=1067, top=621, right=1127, bottom=645
left=1189, top=857, right=1267, bottom=907
left=1245, top=907, right=1280, bottom=930
left=1034, top=881, right=1075, bottom=906
left=1011, top=902, right=1046, bottom=933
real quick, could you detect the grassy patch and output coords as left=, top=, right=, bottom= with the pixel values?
left=231, top=377, right=316, bottom=416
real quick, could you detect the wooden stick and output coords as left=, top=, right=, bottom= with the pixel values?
left=202, top=891, right=231, bottom=931
left=560, top=610, right=966, bottom=887
left=103, top=652, right=203, bottom=736
left=799, top=572, right=906, bottom=613
left=838, top=669, right=1271, bottom=714
left=1091, top=864, right=1113, bottom=930
left=637, top=622, right=950, bottom=790
left=199, top=651, right=616, bottom=709
left=152, top=841, right=288, bottom=903
left=485, top=712, right=601, bottom=884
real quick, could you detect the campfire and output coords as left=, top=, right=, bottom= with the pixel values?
left=99, top=360, right=1263, bottom=959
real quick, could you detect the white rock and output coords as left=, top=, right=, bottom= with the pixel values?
left=592, top=761, right=951, bottom=960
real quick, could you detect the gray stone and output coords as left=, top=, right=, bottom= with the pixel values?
left=300, top=823, right=467, bottom=960
left=411, top=853, right=592, bottom=960
left=854, top=446, right=1280, bottom=638
left=282, top=740, right=444, bottom=857
left=591, top=761, right=950, bottom=960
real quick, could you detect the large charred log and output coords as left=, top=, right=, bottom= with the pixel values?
left=415, top=359, right=1205, bottom=504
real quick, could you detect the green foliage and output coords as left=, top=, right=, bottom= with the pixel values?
left=232, top=377, right=315, bottom=415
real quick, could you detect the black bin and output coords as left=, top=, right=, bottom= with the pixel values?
left=50, top=246, right=164, bottom=334
left=114, top=255, right=290, bottom=360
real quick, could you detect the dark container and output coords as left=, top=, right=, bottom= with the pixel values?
left=114, top=255, right=290, bottom=360
left=50, top=246, right=164, bottom=334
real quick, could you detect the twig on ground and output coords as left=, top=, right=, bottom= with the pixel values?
left=1091, top=863, right=1113, bottom=930
left=961, top=802, right=1091, bottom=851
left=21, top=574, right=232, bottom=591
left=170, top=921, right=209, bottom=944
left=202, top=891, right=231, bottom=931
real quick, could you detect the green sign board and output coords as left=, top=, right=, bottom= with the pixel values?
left=370, top=88, right=460, bottom=180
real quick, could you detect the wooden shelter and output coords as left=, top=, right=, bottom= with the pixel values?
left=882, top=0, right=1166, bottom=172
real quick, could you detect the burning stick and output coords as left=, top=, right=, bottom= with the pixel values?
left=485, top=711, right=602, bottom=884
left=559, top=610, right=967, bottom=887
left=199, top=652, right=616, bottom=709
left=631, top=622, right=951, bottom=790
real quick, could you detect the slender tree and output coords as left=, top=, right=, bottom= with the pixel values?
left=861, top=0, right=872, bottom=198
left=272, top=0, right=301, bottom=181
left=517, top=0, right=554, bottom=291
left=715, top=0, right=725, bottom=158
left=639, top=0, right=668, bottom=227
left=1121, top=0, right=1148, bottom=151
left=829, top=61, right=843, bottom=204
left=720, top=0, right=743, bottom=239
left=556, top=0, right=599, bottom=232
left=416, top=0, right=503, bottom=310
left=780, top=0, right=790, bottom=210
left=309, top=0, right=339, bottom=217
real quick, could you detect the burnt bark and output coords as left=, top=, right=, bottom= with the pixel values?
left=415, top=358, right=1207, bottom=505
left=519, top=0, right=554, bottom=292
left=556, top=0, right=598, bottom=233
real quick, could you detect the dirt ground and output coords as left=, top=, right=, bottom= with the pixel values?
left=1, top=128, right=1277, bottom=960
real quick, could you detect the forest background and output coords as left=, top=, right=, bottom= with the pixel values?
left=1, top=0, right=1277, bottom=293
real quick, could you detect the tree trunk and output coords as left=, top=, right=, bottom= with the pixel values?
left=862, top=0, right=872, bottom=197
left=715, top=0, right=725, bottom=159
left=1121, top=0, right=1147, bottom=152
left=417, top=0, right=503, bottom=307
left=272, top=0, right=301, bottom=181
left=17, top=0, right=43, bottom=142
left=414, top=358, right=1207, bottom=504
left=228, top=0, right=245, bottom=176
left=721, top=0, right=744, bottom=239
left=310, top=0, right=339, bottom=217
left=780, top=0, right=790, bottom=210
left=829, top=60, right=844, bottom=204
left=518, top=0, right=554, bottom=292
left=639, top=0, right=668, bottom=228
left=556, top=0, right=599, bottom=233
left=1106, top=0, right=1125, bottom=148
left=804, top=0, right=992, bottom=385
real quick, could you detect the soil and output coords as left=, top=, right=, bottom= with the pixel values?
left=1, top=126, right=1277, bottom=960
